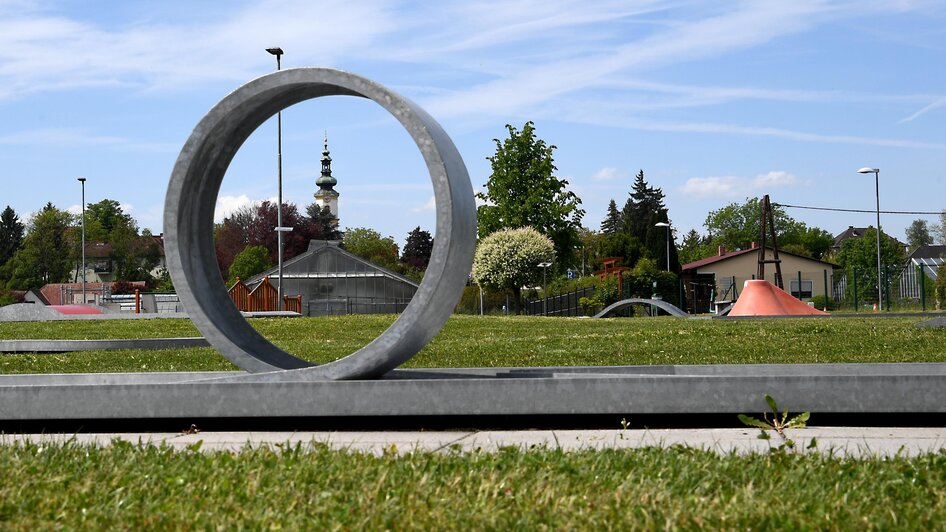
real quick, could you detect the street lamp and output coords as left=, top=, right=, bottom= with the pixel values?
left=266, top=47, right=286, bottom=304
left=77, top=177, right=86, bottom=305
left=538, top=261, right=552, bottom=316
left=654, top=222, right=670, bottom=271
left=858, top=167, right=883, bottom=311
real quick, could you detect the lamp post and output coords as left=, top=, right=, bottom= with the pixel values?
left=538, top=261, right=552, bottom=316
left=655, top=221, right=670, bottom=271
left=77, top=177, right=86, bottom=305
left=858, top=167, right=883, bottom=311
left=266, top=47, right=285, bottom=303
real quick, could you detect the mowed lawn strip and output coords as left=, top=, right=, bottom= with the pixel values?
left=1, top=442, right=946, bottom=529
left=1, top=315, right=945, bottom=374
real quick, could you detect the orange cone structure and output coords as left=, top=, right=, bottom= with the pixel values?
left=728, top=280, right=828, bottom=317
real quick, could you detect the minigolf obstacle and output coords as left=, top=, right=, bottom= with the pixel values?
left=728, top=280, right=828, bottom=317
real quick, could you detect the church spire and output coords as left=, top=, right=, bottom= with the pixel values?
left=314, top=132, right=339, bottom=218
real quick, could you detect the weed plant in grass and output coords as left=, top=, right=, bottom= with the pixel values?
left=1, top=315, right=945, bottom=374
left=1, top=442, right=945, bottom=529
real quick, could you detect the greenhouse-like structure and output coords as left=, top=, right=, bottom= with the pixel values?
left=244, top=240, right=419, bottom=317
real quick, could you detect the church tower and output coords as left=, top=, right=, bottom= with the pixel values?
left=313, top=133, right=339, bottom=219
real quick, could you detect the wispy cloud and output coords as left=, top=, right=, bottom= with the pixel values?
left=590, top=167, right=626, bottom=181
left=682, top=171, right=801, bottom=199
left=412, top=195, right=436, bottom=213
left=900, top=95, right=946, bottom=123
left=0, top=0, right=396, bottom=99
left=0, top=127, right=174, bottom=152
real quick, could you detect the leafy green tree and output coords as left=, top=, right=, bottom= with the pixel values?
left=401, top=226, right=433, bottom=270
left=600, top=200, right=621, bottom=235
left=704, top=197, right=832, bottom=259
left=471, top=227, right=554, bottom=314
left=228, top=245, right=273, bottom=285
left=476, top=122, right=584, bottom=268
left=0, top=206, right=25, bottom=269
left=836, top=227, right=906, bottom=305
left=215, top=201, right=340, bottom=277
left=906, top=219, right=933, bottom=251
left=342, top=227, right=400, bottom=271
left=7, top=203, right=74, bottom=289
left=678, top=229, right=714, bottom=265
left=929, top=211, right=946, bottom=245
left=84, top=199, right=136, bottom=242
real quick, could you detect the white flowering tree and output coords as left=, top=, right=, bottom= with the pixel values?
left=471, top=227, right=554, bottom=314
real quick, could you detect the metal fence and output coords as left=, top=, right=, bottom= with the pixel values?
left=524, top=287, right=594, bottom=316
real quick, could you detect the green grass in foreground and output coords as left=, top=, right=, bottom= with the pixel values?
left=1, top=442, right=945, bottom=529
left=1, top=314, right=945, bottom=374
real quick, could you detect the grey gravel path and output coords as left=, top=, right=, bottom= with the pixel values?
left=4, top=428, right=945, bottom=457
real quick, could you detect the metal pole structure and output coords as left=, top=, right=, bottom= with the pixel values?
left=77, top=177, right=86, bottom=305
left=267, top=47, right=285, bottom=304
left=539, top=262, right=552, bottom=316
left=859, top=167, right=883, bottom=311
left=655, top=222, right=670, bottom=271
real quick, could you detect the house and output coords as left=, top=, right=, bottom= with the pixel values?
left=832, top=226, right=908, bottom=254
left=681, top=244, right=837, bottom=314
left=243, top=240, right=419, bottom=316
left=72, top=234, right=167, bottom=284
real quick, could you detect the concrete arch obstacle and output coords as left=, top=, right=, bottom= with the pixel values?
left=164, top=68, right=476, bottom=380
left=593, top=299, right=689, bottom=318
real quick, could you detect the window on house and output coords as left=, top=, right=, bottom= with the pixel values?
left=790, top=280, right=813, bottom=299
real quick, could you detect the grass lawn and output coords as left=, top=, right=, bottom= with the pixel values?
left=2, top=314, right=946, bottom=527
left=1, top=314, right=945, bottom=373
left=2, top=441, right=946, bottom=529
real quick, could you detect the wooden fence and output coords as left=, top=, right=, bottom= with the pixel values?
left=228, top=277, right=302, bottom=313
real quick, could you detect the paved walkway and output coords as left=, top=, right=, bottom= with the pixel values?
left=4, top=428, right=946, bottom=457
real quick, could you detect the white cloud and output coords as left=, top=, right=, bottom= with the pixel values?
left=682, top=171, right=801, bottom=199
left=0, top=0, right=396, bottom=99
left=590, top=167, right=625, bottom=181
left=412, top=195, right=436, bottom=213
left=214, top=194, right=256, bottom=223
left=681, top=176, right=740, bottom=199
left=752, top=171, right=798, bottom=188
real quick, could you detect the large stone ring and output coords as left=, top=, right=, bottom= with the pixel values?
left=164, top=68, right=476, bottom=379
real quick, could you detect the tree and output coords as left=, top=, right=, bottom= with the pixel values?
left=471, top=227, right=554, bottom=314
left=305, top=203, right=342, bottom=241
left=228, top=245, right=273, bottom=285
left=84, top=199, right=136, bottom=242
left=401, top=226, right=433, bottom=270
left=932, top=211, right=946, bottom=245
left=215, top=200, right=340, bottom=277
left=600, top=200, right=621, bottom=235
left=621, top=170, right=667, bottom=238
left=342, top=227, right=400, bottom=271
left=7, top=203, right=74, bottom=289
left=678, top=229, right=713, bottom=265
left=476, top=122, right=584, bottom=268
left=836, top=227, right=906, bottom=305
left=906, top=219, right=933, bottom=251
left=0, top=206, right=25, bottom=269
left=704, top=197, right=832, bottom=259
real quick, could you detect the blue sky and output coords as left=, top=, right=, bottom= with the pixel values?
left=2, top=0, right=945, bottom=249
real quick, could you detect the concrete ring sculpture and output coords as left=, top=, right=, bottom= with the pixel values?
left=164, top=68, right=476, bottom=379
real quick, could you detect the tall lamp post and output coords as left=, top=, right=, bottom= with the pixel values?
left=655, top=221, right=670, bottom=271
left=858, top=167, right=883, bottom=311
left=77, top=177, right=87, bottom=305
left=538, top=261, right=552, bottom=316
left=266, top=47, right=285, bottom=304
